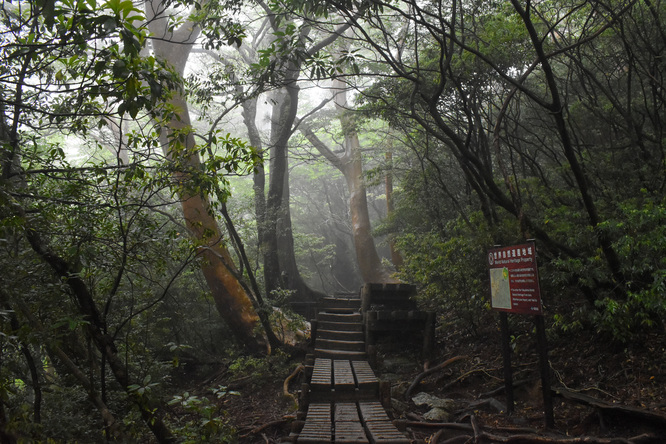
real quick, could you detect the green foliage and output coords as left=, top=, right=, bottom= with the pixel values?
left=1, top=0, right=178, bottom=135
left=468, top=4, right=531, bottom=72
left=587, top=198, right=666, bottom=341
left=0, top=0, right=257, bottom=432
left=192, top=0, right=246, bottom=50
left=396, top=215, right=496, bottom=337
left=228, top=349, right=291, bottom=387
left=292, top=232, right=336, bottom=289
left=228, top=355, right=270, bottom=378
left=166, top=387, right=238, bottom=443
left=265, top=288, right=309, bottom=344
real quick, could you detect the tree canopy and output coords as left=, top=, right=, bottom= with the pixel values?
left=1, top=0, right=665, bottom=440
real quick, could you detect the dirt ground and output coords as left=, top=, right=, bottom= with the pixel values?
left=191, top=318, right=666, bottom=443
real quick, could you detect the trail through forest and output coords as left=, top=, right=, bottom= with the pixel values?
left=171, top=311, right=666, bottom=443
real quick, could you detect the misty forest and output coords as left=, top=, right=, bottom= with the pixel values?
left=1, top=0, right=666, bottom=442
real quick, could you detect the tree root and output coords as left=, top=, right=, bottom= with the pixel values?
left=553, top=387, right=666, bottom=430
left=238, top=417, right=292, bottom=439
left=461, top=414, right=661, bottom=444
left=404, top=355, right=467, bottom=400
left=398, top=420, right=472, bottom=432
left=430, top=429, right=471, bottom=444
left=406, top=411, right=661, bottom=444
left=283, top=364, right=304, bottom=408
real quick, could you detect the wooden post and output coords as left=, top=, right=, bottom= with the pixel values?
left=499, top=312, right=514, bottom=415
left=360, top=284, right=372, bottom=314
left=379, top=380, right=391, bottom=411
left=534, top=314, right=554, bottom=428
left=310, top=320, right=317, bottom=347
left=365, top=310, right=377, bottom=351
left=423, top=311, right=436, bottom=360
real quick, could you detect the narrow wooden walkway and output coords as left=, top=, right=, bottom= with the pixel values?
left=290, top=294, right=409, bottom=444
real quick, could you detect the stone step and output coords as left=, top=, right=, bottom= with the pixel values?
left=316, top=338, right=365, bottom=352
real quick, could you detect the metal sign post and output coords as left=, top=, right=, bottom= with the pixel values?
left=488, top=242, right=554, bottom=428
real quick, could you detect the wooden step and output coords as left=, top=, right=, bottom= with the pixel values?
left=298, top=401, right=407, bottom=444
left=336, top=421, right=368, bottom=443
left=359, top=402, right=409, bottom=444
left=316, top=338, right=365, bottom=352
left=308, top=359, right=378, bottom=398
left=335, top=403, right=368, bottom=443
left=318, top=329, right=365, bottom=342
left=318, top=312, right=362, bottom=322
left=318, top=321, right=363, bottom=332
left=315, top=349, right=367, bottom=360
left=298, top=402, right=332, bottom=443
left=319, top=297, right=361, bottom=312
left=310, top=358, right=332, bottom=391
left=351, top=361, right=379, bottom=391
left=333, top=360, right=356, bottom=391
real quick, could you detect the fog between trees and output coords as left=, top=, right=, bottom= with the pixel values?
left=1, top=0, right=665, bottom=441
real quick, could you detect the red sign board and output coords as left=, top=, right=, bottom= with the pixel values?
left=488, top=242, right=542, bottom=315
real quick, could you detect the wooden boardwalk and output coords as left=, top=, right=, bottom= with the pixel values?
left=290, top=294, right=409, bottom=444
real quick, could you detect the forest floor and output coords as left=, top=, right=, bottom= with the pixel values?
left=180, top=316, right=666, bottom=443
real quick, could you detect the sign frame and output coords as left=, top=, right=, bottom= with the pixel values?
left=488, top=242, right=543, bottom=315
left=488, top=241, right=553, bottom=428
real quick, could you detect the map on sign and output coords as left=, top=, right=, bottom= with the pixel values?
left=490, top=267, right=511, bottom=309
left=488, top=242, right=542, bottom=315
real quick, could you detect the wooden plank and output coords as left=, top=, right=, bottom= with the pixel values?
left=363, top=421, right=408, bottom=444
left=359, top=402, right=409, bottom=444
left=311, top=358, right=332, bottom=391
left=334, top=403, right=359, bottom=422
left=315, top=349, right=367, bottom=360
left=317, top=338, right=365, bottom=352
left=335, top=421, right=368, bottom=443
left=305, top=402, right=331, bottom=419
left=358, top=402, right=390, bottom=422
left=334, top=360, right=356, bottom=391
left=318, top=329, right=365, bottom=342
left=335, top=403, right=368, bottom=444
left=298, top=402, right=332, bottom=444
left=318, top=321, right=364, bottom=332
left=319, top=297, right=361, bottom=312
left=352, top=361, right=379, bottom=391
left=318, top=312, right=362, bottom=323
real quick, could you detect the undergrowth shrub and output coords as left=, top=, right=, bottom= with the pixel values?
left=396, top=214, right=495, bottom=337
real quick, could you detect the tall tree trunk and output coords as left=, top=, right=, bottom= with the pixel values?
left=240, top=96, right=269, bottom=284
left=245, top=13, right=351, bottom=299
left=301, top=79, right=398, bottom=284
left=146, top=0, right=266, bottom=351
left=340, top=128, right=397, bottom=283
left=264, top=87, right=295, bottom=295
left=385, top=146, right=404, bottom=268
left=263, top=76, right=325, bottom=302
left=277, top=153, right=326, bottom=300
